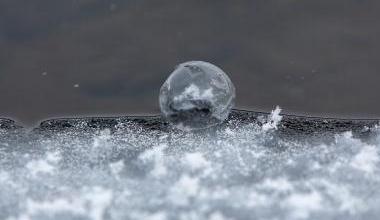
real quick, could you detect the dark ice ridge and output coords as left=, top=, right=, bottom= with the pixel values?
left=0, top=118, right=23, bottom=130
left=1, top=110, right=379, bottom=137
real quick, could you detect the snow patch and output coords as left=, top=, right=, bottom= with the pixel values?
left=140, top=144, right=168, bottom=177
left=169, top=175, right=200, bottom=206
left=11, top=187, right=112, bottom=220
left=283, top=191, right=323, bottom=219
left=183, top=152, right=210, bottom=170
left=351, top=145, right=379, bottom=173
left=26, top=152, right=61, bottom=176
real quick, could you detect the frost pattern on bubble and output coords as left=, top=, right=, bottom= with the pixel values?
left=159, top=61, right=236, bottom=130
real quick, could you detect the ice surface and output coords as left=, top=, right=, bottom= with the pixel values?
left=1, top=109, right=380, bottom=220
left=159, top=61, right=235, bottom=130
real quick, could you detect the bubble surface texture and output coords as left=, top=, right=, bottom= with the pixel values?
left=159, top=61, right=236, bottom=130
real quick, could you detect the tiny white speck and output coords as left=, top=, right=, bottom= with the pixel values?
left=74, top=84, right=80, bottom=88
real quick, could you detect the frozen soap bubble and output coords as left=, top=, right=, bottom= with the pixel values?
left=159, top=61, right=236, bottom=130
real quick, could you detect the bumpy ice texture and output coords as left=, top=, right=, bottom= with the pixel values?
left=159, top=61, right=236, bottom=130
left=1, top=108, right=380, bottom=220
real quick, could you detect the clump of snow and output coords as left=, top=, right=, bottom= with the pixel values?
left=9, top=187, right=112, bottom=220
left=183, top=152, right=210, bottom=170
left=139, top=144, right=168, bottom=177
left=93, top=129, right=112, bottom=147
left=26, top=152, right=61, bottom=177
left=283, top=191, right=323, bottom=219
left=109, top=160, right=124, bottom=178
left=0, top=171, right=10, bottom=183
left=262, top=106, right=283, bottom=131
left=22, top=198, right=87, bottom=219
left=209, top=212, right=228, bottom=220
left=144, top=212, right=167, bottom=220
left=351, top=145, right=379, bottom=173
left=84, top=187, right=114, bottom=220
left=260, top=177, right=293, bottom=192
left=169, top=175, right=200, bottom=206
left=26, top=159, right=55, bottom=176
left=316, top=179, right=367, bottom=214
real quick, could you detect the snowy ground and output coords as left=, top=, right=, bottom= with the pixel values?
left=0, top=109, right=379, bottom=220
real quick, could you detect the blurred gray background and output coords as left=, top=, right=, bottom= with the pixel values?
left=1, top=0, right=380, bottom=126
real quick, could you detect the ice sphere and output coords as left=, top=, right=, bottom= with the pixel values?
left=159, top=61, right=236, bottom=130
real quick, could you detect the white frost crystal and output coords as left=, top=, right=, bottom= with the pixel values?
left=159, top=61, right=236, bottom=130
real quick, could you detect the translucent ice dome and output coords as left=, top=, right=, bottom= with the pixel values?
left=0, top=108, right=380, bottom=220
left=159, top=61, right=235, bottom=130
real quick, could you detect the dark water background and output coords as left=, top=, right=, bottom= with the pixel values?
left=0, top=0, right=379, bottom=126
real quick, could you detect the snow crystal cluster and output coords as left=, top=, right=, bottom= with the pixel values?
left=0, top=107, right=380, bottom=220
left=159, top=61, right=235, bottom=130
